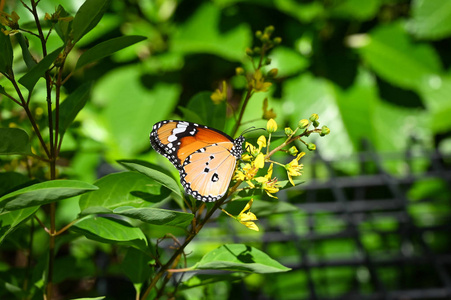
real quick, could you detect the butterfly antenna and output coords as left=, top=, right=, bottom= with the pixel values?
left=240, top=126, right=266, bottom=136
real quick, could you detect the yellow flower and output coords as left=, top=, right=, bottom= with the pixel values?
left=233, top=162, right=259, bottom=187
left=266, top=118, right=277, bottom=133
left=211, top=81, right=228, bottom=104
left=254, top=152, right=265, bottom=169
left=285, top=152, right=305, bottom=186
left=257, top=135, right=266, bottom=151
left=0, top=11, right=20, bottom=29
left=222, top=199, right=259, bottom=231
left=255, top=163, right=280, bottom=198
left=250, top=69, right=272, bottom=92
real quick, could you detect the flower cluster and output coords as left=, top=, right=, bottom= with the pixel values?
left=223, top=115, right=330, bottom=231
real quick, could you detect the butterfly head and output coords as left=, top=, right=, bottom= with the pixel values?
left=231, top=136, right=245, bottom=159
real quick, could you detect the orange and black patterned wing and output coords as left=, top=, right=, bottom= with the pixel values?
left=150, top=120, right=244, bottom=202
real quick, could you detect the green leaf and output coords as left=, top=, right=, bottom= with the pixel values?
left=118, top=161, right=184, bottom=208
left=57, top=81, right=92, bottom=136
left=356, top=22, right=442, bottom=90
left=193, top=244, right=290, bottom=274
left=331, top=0, right=380, bottom=20
left=75, top=35, right=146, bottom=70
left=0, top=207, right=39, bottom=244
left=171, top=2, right=251, bottom=61
left=407, top=0, right=451, bottom=40
left=187, top=92, right=227, bottom=131
left=0, top=180, right=98, bottom=212
left=18, top=46, right=64, bottom=91
left=0, top=172, right=31, bottom=196
left=71, top=216, right=148, bottom=251
left=270, top=46, right=309, bottom=78
left=79, top=171, right=170, bottom=214
left=54, top=5, right=73, bottom=43
left=72, top=0, right=111, bottom=43
left=92, top=65, right=180, bottom=157
left=0, top=128, right=32, bottom=155
left=0, top=25, right=13, bottom=75
left=113, top=206, right=193, bottom=228
left=16, top=33, right=37, bottom=70
left=121, top=247, right=153, bottom=285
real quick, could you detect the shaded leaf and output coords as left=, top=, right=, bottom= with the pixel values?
left=72, top=0, right=111, bottom=43
left=118, top=161, right=184, bottom=208
left=71, top=216, right=148, bottom=252
left=18, top=46, right=64, bottom=91
left=121, top=247, right=153, bottom=285
left=57, top=81, right=92, bottom=136
left=0, top=180, right=98, bottom=212
left=0, top=207, right=39, bottom=244
left=54, top=5, right=73, bottom=43
left=113, top=206, right=193, bottom=228
left=79, top=171, right=169, bottom=214
left=16, top=33, right=36, bottom=69
left=0, top=128, right=32, bottom=155
left=193, top=244, right=290, bottom=273
left=186, top=92, right=227, bottom=131
left=0, top=25, right=13, bottom=75
left=75, top=35, right=146, bottom=70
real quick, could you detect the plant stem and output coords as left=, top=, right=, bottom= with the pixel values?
left=140, top=198, right=226, bottom=300
left=232, top=88, right=253, bottom=137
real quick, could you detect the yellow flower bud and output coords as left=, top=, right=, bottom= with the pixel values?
left=298, top=119, right=309, bottom=129
left=235, top=67, right=245, bottom=76
left=288, top=146, right=299, bottom=156
left=309, top=113, right=319, bottom=122
left=266, top=118, right=277, bottom=133
left=307, top=143, right=316, bottom=151
left=255, top=30, right=262, bottom=38
left=284, top=127, right=293, bottom=136
left=264, top=25, right=275, bottom=35
left=273, top=37, right=282, bottom=45
left=245, top=47, right=253, bottom=56
left=267, top=68, right=278, bottom=78
left=320, top=125, right=330, bottom=136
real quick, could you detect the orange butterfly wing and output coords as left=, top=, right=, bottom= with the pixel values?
left=150, top=120, right=244, bottom=202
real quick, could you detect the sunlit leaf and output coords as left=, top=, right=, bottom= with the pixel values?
left=113, top=206, right=193, bottom=228
left=79, top=171, right=170, bottom=214
left=171, top=2, right=251, bottom=61
left=356, top=22, right=442, bottom=90
left=193, top=244, right=290, bottom=273
left=72, top=216, right=148, bottom=252
left=91, top=65, right=180, bottom=157
left=407, top=0, right=451, bottom=40
left=0, top=180, right=98, bottom=212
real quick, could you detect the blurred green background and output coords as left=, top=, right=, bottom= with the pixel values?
left=2, top=0, right=451, bottom=299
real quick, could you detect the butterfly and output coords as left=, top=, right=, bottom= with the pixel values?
left=150, top=120, right=245, bottom=202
